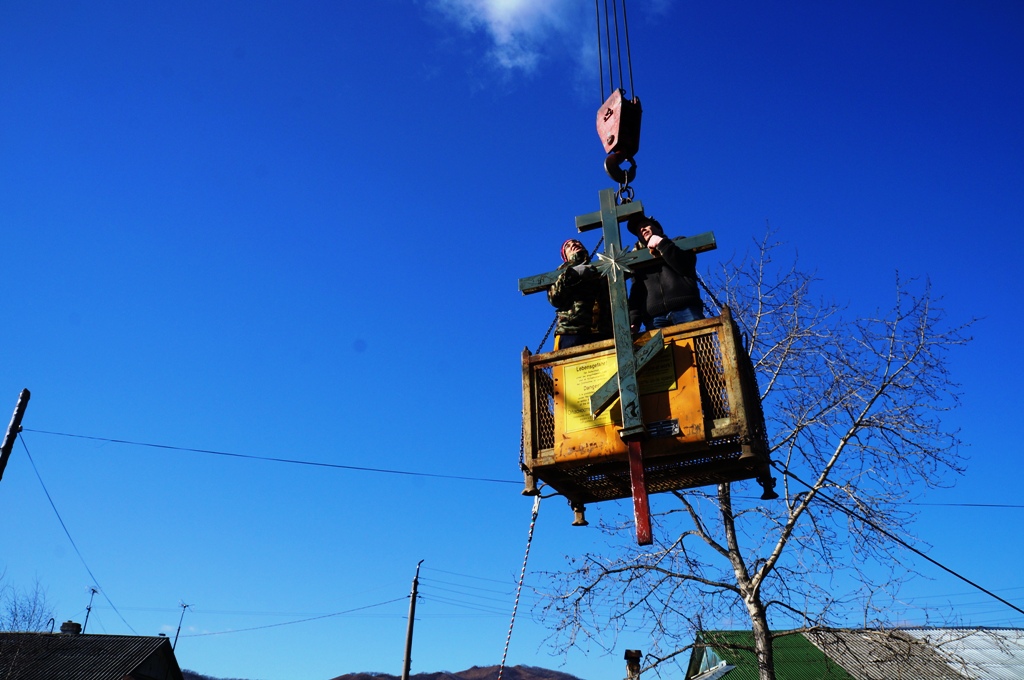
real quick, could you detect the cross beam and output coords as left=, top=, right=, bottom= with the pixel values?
left=518, top=232, right=717, bottom=295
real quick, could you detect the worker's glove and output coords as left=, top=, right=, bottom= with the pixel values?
left=646, top=234, right=664, bottom=250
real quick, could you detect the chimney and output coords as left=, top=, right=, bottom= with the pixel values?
left=60, top=620, right=82, bottom=635
left=624, top=650, right=642, bottom=680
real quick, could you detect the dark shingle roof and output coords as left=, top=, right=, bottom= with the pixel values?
left=0, top=632, right=183, bottom=680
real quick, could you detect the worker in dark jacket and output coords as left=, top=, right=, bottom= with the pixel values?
left=626, top=214, right=705, bottom=332
left=548, top=239, right=612, bottom=350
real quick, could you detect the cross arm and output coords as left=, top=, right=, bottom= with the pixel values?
left=575, top=201, right=645, bottom=232
left=517, top=232, right=717, bottom=295
left=627, top=232, right=718, bottom=265
left=518, top=270, right=561, bottom=296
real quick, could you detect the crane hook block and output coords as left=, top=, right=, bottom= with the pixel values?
left=597, top=89, right=642, bottom=158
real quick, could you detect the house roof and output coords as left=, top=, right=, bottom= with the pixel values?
left=690, top=631, right=856, bottom=680
left=805, top=629, right=968, bottom=680
left=0, top=632, right=184, bottom=680
left=687, top=628, right=1024, bottom=680
left=904, top=628, right=1024, bottom=680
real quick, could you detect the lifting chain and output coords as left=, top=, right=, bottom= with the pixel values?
left=616, top=182, right=635, bottom=205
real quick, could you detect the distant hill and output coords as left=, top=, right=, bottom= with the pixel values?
left=331, top=665, right=587, bottom=680
left=183, top=664, right=586, bottom=680
left=183, top=670, right=260, bottom=680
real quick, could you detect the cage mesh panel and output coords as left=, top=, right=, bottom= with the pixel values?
left=694, top=331, right=730, bottom=419
left=552, top=441, right=749, bottom=502
left=535, top=366, right=555, bottom=450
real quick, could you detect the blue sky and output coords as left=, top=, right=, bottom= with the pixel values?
left=1, top=1, right=1022, bottom=679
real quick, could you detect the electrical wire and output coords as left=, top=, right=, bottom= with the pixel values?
left=23, top=428, right=520, bottom=486
left=25, top=428, right=1024, bottom=507
left=23, top=427, right=1024, bottom=508
left=420, top=583, right=519, bottom=606
left=179, top=597, right=406, bottom=637
left=775, top=464, right=1024, bottom=618
left=728, top=491, right=1024, bottom=510
left=419, top=595, right=509, bottom=616
left=419, top=577, right=515, bottom=595
left=18, top=433, right=138, bottom=634
left=421, top=566, right=518, bottom=584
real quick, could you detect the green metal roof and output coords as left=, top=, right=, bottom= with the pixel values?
left=689, top=631, right=856, bottom=680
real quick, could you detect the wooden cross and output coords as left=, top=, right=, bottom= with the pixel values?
left=518, top=187, right=717, bottom=544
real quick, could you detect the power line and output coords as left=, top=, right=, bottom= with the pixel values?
left=23, top=428, right=520, bottom=486
left=729, top=491, right=1024, bottom=510
left=18, top=434, right=138, bottom=634
left=419, top=595, right=508, bottom=616
left=180, top=597, right=406, bottom=637
left=420, top=582, right=518, bottom=606
left=906, top=502, right=1024, bottom=509
left=419, top=577, right=516, bottom=595
left=775, top=464, right=1024, bottom=618
left=25, top=428, right=1024, bottom=508
left=421, top=566, right=520, bottom=584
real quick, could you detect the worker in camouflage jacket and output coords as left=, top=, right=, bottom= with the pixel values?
left=548, top=239, right=613, bottom=350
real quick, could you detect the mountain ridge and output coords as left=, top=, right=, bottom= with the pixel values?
left=182, top=663, right=588, bottom=680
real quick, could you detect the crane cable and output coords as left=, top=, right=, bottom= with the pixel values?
left=596, top=0, right=636, bottom=103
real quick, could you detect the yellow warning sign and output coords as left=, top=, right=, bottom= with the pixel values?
left=562, top=354, right=618, bottom=433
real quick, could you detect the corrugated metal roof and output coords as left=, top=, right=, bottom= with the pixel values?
left=692, top=631, right=856, bottom=680
left=687, top=628, right=1024, bottom=680
left=0, top=632, right=183, bottom=680
left=904, top=628, right=1024, bottom=680
left=806, top=629, right=968, bottom=680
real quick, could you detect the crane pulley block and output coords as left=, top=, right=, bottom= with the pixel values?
left=597, top=89, right=642, bottom=158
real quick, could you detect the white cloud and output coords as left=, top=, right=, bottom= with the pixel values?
left=430, top=0, right=582, bottom=72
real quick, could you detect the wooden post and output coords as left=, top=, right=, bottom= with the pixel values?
left=627, top=441, right=652, bottom=545
left=0, top=389, right=31, bottom=482
left=401, top=560, right=424, bottom=680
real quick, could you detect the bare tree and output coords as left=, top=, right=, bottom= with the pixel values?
left=535, top=234, right=971, bottom=680
left=0, top=574, right=54, bottom=632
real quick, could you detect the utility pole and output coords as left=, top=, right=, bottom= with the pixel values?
left=0, top=389, right=31, bottom=482
left=401, top=560, right=424, bottom=680
left=173, top=602, right=191, bottom=650
left=83, top=587, right=99, bottom=633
